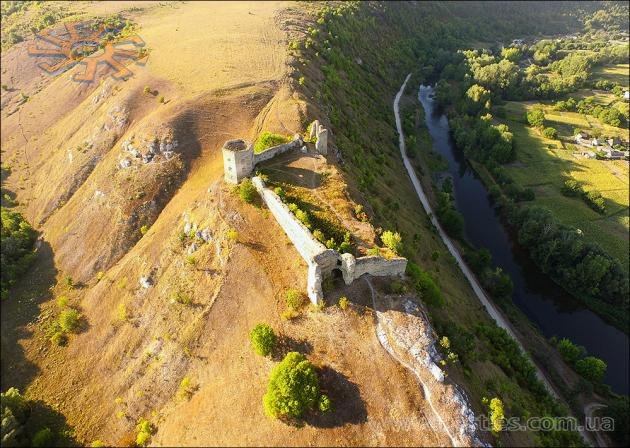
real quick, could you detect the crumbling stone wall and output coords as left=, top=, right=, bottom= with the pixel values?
left=251, top=176, right=406, bottom=304
left=253, top=136, right=302, bottom=164
left=223, top=121, right=328, bottom=184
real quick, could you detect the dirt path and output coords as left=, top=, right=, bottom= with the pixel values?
left=393, top=74, right=600, bottom=447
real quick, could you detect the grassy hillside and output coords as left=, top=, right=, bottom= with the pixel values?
left=290, top=1, right=615, bottom=446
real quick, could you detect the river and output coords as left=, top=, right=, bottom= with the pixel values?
left=417, top=85, right=629, bottom=395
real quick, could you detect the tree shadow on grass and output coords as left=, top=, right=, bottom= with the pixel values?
left=272, top=334, right=312, bottom=361
left=1, top=239, right=57, bottom=391
left=26, top=399, right=79, bottom=447
left=304, top=366, right=368, bottom=428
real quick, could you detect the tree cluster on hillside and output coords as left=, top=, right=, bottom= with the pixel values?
left=507, top=205, right=628, bottom=324
left=1, top=208, right=37, bottom=299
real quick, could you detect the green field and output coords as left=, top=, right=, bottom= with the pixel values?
left=592, top=63, right=630, bottom=89
left=500, top=99, right=629, bottom=273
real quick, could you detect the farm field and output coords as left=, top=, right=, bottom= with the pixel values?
left=500, top=96, right=629, bottom=273
left=592, top=63, right=630, bottom=88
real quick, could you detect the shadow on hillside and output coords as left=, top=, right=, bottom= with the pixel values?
left=272, top=334, right=312, bottom=361
left=0, top=165, right=18, bottom=208
left=26, top=399, right=79, bottom=447
left=0, top=239, right=58, bottom=391
left=305, top=366, right=368, bottom=428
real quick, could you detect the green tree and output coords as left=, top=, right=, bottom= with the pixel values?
left=381, top=230, right=402, bottom=254
left=1, top=387, right=30, bottom=446
left=263, top=352, right=323, bottom=419
left=603, top=396, right=629, bottom=446
left=501, top=46, right=522, bottom=62
left=527, top=108, right=546, bottom=128
left=32, top=428, right=54, bottom=447
left=238, top=178, right=257, bottom=204
left=489, top=398, right=505, bottom=433
left=58, top=309, right=80, bottom=333
left=575, top=356, right=607, bottom=383
left=250, top=323, right=276, bottom=356
left=542, top=127, right=558, bottom=139
left=555, top=338, right=585, bottom=365
left=0, top=208, right=37, bottom=299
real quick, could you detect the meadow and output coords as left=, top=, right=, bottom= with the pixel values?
left=499, top=81, right=629, bottom=272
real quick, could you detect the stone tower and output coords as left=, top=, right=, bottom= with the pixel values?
left=222, top=139, right=253, bottom=184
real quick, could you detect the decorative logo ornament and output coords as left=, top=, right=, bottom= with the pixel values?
left=28, top=21, right=147, bottom=83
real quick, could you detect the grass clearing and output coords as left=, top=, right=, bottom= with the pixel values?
left=500, top=96, right=629, bottom=273
left=592, top=63, right=630, bottom=88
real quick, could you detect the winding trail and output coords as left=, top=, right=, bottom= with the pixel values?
left=393, top=74, right=599, bottom=446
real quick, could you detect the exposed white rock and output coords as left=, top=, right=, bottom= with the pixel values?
left=139, top=276, right=153, bottom=288
left=119, top=158, right=131, bottom=169
left=183, top=222, right=192, bottom=235
left=187, top=243, right=198, bottom=254
left=200, top=228, right=212, bottom=242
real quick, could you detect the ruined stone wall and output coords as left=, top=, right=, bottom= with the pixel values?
left=353, top=256, right=407, bottom=280
left=253, top=139, right=302, bottom=164
left=251, top=177, right=406, bottom=305
left=251, top=176, right=327, bottom=263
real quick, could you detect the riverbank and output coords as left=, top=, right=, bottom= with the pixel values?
left=414, top=83, right=628, bottom=396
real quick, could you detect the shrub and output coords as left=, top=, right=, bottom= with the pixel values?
left=561, top=179, right=582, bottom=197
left=140, top=225, right=149, bottom=235
left=158, top=95, right=165, bottom=103
left=555, top=337, right=586, bottom=364
left=171, top=289, right=192, bottom=305
left=238, top=178, right=257, bottom=204
left=32, top=428, right=54, bottom=447
left=90, top=441, right=106, bottom=447
left=58, top=309, right=80, bottom=333
left=227, top=228, right=238, bottom=241
left=526, top=108, right=545, bottom=128
left=143, top=85, right=151, bottom=95
left=50, top=330, right=67, bottom=346
left=177, top=377, right=194, bottom=400
left=262, top=352, right=322, bottom=418
left=380, top=230, right=402, bottom=254
left=318, top=394, right=332, bottom=412
left=298, top=76, right=305, bottom=85
left=542, top=127, right=558, bottom=139
left=281, top=309, right=299, bottom=321
left=338, top=296, right=349, bottom=310
left=0, top=208, right=37, bottom=299
left=575, top=356, right=607, bottom=383
left=63, top=275, right=74, bottom=289
left=254, top=131, right=291, bottom=153
left=135, top=418, right=153, bottom=446
left=285, top=288, right=305, bottom=311
left=116, top=303, right=127, bottom=321
left=250, top=323, right=276, bottom=356
left=489, top=398, right=505, bottom=433
left=56, top=295, right=69, bottom=308
left=583, top=190, right=605, bottom=214
left=406, top=262, right=444, bottom=307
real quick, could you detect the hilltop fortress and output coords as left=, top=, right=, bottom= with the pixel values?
left=222, top=121, right=406, bottom=304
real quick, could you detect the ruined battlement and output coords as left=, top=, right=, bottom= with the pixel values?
left=251, top=176, right=406, bottom=304
left=222, top=120, right=328, bottom=184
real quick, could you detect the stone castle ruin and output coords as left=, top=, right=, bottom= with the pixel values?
left=223, top=121, right=406, bottom=304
